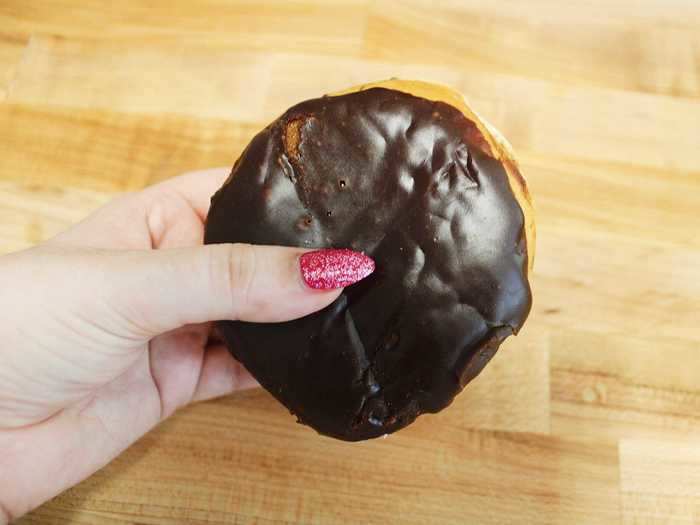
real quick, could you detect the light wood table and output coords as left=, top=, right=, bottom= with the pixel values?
left=2, top=1, right=699, bottom=523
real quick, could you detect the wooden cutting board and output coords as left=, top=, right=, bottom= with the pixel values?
left=2, top=1, right=699, bottom=523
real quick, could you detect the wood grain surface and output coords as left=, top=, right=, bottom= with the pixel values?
left=1, top=1, right=699, bottom=523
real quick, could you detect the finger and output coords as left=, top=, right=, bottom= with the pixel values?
left=131, top=167, right=230, bottom=249
left=148, top=324, right=211, bottom=418
left=191, top=344, right=258, bottom=403
left=48, top=167, right=230, bottom=249
left=102, top=244, right=362, bottom=339
left=143, top=167, right=231, bottom=220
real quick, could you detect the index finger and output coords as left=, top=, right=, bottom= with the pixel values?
left=147, top=167, right=231, bottom=220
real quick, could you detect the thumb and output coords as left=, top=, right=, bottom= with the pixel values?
left=102, top=244, right=374, bottom=338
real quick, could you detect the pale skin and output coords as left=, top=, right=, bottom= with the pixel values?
left=0, top=168, right=343, bottom=523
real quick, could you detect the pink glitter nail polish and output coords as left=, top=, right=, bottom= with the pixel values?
left=300, top=248, right=375, bottom=290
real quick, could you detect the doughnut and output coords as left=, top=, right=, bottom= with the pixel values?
left=204, top=80, right=534, bottom=441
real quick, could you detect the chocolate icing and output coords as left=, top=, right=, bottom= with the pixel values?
left=204, top=87, right=532, bottom=441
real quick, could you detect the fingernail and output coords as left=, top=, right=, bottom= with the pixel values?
left=300, top=248, right=375, bottom=290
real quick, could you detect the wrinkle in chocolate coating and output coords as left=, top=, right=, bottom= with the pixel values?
left=204, top=88, right=532, bottom=441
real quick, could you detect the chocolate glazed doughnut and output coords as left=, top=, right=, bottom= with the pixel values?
left=204, top=80, right=535, bottom=441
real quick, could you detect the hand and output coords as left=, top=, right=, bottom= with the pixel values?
left=0, top=169, right=364, bottom=522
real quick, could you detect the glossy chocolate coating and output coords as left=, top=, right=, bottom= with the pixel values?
left=204, top=87, right=532, bottom=441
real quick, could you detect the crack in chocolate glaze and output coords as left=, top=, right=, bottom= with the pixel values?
left=204, top=87, right=532, bottom=441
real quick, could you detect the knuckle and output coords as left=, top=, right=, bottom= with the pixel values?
left=227, top=243, right=258, bottom=317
